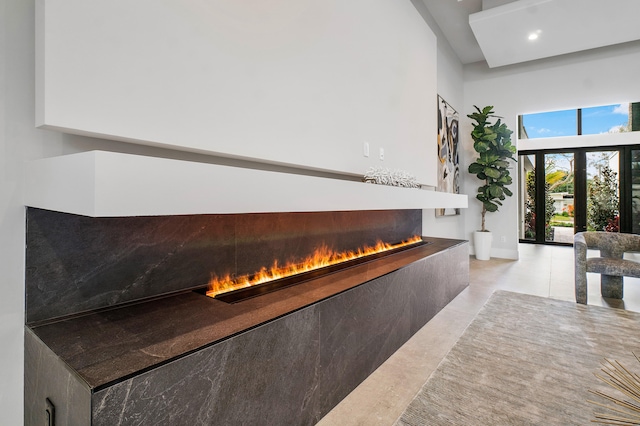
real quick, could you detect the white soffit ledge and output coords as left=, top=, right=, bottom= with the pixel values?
left=24, top=152, right=467, bottom=217
left=470, top=0, right=640, bottom=68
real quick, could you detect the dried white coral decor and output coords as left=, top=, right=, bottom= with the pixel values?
left=363, top=167, right=420, bottom=188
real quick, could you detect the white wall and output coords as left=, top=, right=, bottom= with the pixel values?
left=411, top=0, right=467, bottom=240
left=37, top=0, right=437, bottom=185
left=3, top=1, right=439, bottom=422
left=463, top=40, right=640, bottom=259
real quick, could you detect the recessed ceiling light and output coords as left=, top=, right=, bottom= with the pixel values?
left=528, top=30, right=542, bottom=41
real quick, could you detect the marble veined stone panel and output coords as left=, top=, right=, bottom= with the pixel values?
left=92, top=307, right=321, bottom=426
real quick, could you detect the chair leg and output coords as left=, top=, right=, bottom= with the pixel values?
left=575, top=271, right=588, bottom=304
left=601, top=275, right=624, bottom=299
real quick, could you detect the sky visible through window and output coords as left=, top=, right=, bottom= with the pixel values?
left=521, top=103, right=630, bottom=139
left=582, top=104, right=629, bottom=135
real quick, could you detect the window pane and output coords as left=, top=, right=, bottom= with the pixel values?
left=632, top=149, right=640, bottom=234
left=586, top=151, right=619, bottom=232
left=632, top=102, right=640, bottom=131
left=519, top=154, right=536, bottom=240
left=520, top=109, right=577, bottom=139
left=581, top=104, right=629, bottom=135
left=545, top=153, right=575, bottom=242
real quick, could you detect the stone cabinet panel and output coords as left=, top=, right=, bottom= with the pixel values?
left=24, top=329, right=91, bottom=425
left=92, top=308, right=320, bottom=426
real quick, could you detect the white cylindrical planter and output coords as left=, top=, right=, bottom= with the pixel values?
left=473, top=231, right=492, bottom=260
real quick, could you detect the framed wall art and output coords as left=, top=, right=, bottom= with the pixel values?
left=436, top=95, right=460, bottom=216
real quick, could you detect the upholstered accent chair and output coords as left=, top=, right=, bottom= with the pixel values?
left=574, top=231, right=640, bottom=304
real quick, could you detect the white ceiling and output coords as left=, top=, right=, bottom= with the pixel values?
left=422, top=0, right=640, bottom=68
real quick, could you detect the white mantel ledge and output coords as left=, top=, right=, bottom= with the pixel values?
left=24, top=151, right=468, bottom=217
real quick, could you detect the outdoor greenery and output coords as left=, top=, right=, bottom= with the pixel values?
left=524, top=170, right=556, bottom=239
left=467, top=106, right=517, bottom=232
left=549, top=214, right=574, bottom=228
left=523, top=172, right=535, bottom=238
left=587, top=164, right=619, bottom=231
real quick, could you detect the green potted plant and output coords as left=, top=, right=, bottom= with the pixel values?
left=467, top=105, right=517, bottom=260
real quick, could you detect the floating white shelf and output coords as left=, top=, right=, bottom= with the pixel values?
left=24, top=151, right=467, bottom=217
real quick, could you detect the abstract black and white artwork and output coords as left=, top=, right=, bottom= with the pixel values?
left=436, top=95, right=460, bottom=216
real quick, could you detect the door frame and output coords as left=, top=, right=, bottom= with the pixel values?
left=519, top=144, right=638, bottom=245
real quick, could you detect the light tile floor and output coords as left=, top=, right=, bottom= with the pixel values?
left=317, top=243, right=640, bottom=426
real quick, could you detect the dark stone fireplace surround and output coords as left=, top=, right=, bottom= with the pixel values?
left=24, top=208, right=469, bottom=425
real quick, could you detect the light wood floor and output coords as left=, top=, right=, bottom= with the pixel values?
left=317, top=243, right=640, bottom=426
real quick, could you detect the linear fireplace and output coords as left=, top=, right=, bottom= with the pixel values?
left=206, top=236, right=427, bottom=303
left=24, top=207, right=468, bottom=425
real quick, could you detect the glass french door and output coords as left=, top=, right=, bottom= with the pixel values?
left=519, top=154, right=536, bottom=241
left=585, top=151, right=619, bottom=233
left=520, top=148, right=627, bottom=245
left=629, top=148, right=640, bottom=234
left=544, top=153, right=575, bottom=243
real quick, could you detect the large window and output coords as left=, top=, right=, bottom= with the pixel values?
left=519, top=147, right=636, bottom=245
left=520, top=154, right=536, bottom=241
left=545, top=152, right=575, bottom=243
left=586, top=151, right=619, bottom=233
left=582, top=105, right=630, bottom=135
left=520, top=109, right=577, bottom=139
left=519, top=151, right=577, bottom=243
left=631, top=149, right=640, bottom=233
left=519, top=102, right=640, bottom=140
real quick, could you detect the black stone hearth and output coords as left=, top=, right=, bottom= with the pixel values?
left=24, top=208, right=469, bottom=425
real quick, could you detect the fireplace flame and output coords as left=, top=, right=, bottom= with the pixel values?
left=206, top=236, right=422, bottom=298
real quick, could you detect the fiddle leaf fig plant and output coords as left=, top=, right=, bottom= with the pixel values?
left=467, top=105, right=517, bottom=232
